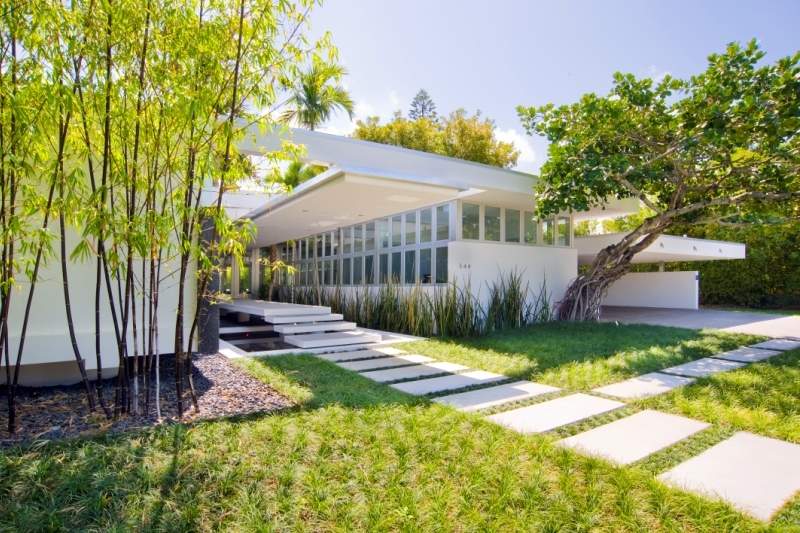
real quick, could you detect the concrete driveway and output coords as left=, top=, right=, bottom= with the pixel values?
left=601, top=306, right=800, bottom=339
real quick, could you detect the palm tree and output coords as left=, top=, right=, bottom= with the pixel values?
left=281, top=63, right=354, bottom=130
left=282, top=160, right=325, bottom=190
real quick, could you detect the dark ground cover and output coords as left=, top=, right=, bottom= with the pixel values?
left=0, top=353, right=292, bottom=448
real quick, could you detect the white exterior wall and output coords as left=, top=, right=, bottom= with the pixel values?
left=447, top=240, right=577, bottom=309
left=2, top=229, right=197, bottom=386
left=602, top=271, right=699, bottom=310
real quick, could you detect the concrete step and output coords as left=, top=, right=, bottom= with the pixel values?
left=283, top=330, right=382, bottom=349
left=274, top=321, right=357, bottom=334
left=267, top=313, right=344, bottom=324
left=219, top=324, right=273, bottom=334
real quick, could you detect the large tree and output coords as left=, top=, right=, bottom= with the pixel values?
left=409, top=89, right=437, bottom=120
left=354, top=109, right=520, bottom=168
left=517, top=41, right=800, bottom=321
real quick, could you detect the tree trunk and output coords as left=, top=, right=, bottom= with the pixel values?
left=557, top=219, right=669, bottom=321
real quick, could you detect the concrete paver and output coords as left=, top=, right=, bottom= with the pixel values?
left=486, top=393, right=624, bottom=434
left=559, top=410, right=709, bottom=465
left=593, top=372, right=696, bottom=399
left=659, top=432, right=800, bottom=522
left=433, top=381, right=560, bottom=411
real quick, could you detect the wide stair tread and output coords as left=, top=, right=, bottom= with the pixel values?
left=273, top=321, right=357, bottom=334
left=267, top=313, right=344, bottom=324
left=283, top=330, right=382, bottom=349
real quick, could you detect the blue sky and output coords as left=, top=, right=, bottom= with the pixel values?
left=309, top=0, right=799, bottom=173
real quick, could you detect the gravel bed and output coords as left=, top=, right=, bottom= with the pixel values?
left=0, top=353, right=293, bottom=447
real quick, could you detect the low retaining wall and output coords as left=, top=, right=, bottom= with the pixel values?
left=602, top=271, right=699, bottom=310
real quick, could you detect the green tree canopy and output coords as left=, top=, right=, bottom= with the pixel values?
left=409, top=89, right=437, bottom=120
left=517, top=41, right=800, bottom=320
left=281, top=60, right=354, bottom=130
left=354, top=109, right=520, bottom=168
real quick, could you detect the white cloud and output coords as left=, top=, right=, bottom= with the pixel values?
left=319, top=89, right=403, bottom=136
left=645, top=65, right=671, bottom=83
left=494, top=128, right=537, bottom=173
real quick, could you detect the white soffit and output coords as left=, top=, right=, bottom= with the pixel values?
left=575, top=233, right=746, bottom=265
left=248, top=172, right=459, bottom=247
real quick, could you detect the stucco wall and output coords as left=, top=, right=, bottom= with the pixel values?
left=447, top=240, right=578, bottom=309
left=602, top=271, right=700, bottom=310
left=2, top=229, right=197, bottom=386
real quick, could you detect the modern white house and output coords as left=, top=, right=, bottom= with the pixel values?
left=229, top=128, right=744, bottom=309
left=4, top=127, right=746, bottom=384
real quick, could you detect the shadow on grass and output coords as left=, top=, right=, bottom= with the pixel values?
left=0, top=423, right=204, bottom=531
left=237, top=354, right=423, bottom=410
left=410, top=321, right=759, bottom=383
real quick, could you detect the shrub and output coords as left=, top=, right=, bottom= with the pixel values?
left=272, top=271, right=552, bottom=338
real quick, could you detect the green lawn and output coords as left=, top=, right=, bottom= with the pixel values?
left=1, top=323, right=799, bottom=531
left=397, top=322, right=763, bottom=390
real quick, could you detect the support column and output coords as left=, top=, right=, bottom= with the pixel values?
left=197, top=218, right=220, bottom=354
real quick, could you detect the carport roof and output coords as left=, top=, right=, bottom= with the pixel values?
left=576, top=233, right=746, bottom=265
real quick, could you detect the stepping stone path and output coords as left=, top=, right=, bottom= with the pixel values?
left=391, top=370, right=506, bottom=396
left=337, top=354, right=433, bottom=372
left=593, top=372, right=695, bottom=399
left=659, top=432, right=800, bottom=522
left=316, top=338, right=800, bottom=521
left=714, top=346, right=782, bottom=363
left=360, top=361, right=469, bottom=383
left=486, top=394, right=624, bottom=434
left=434, top=381, right=560, bottom=412
left=559, top=410, right=709, bottom=465
left=751, top=338, right=800, bottom=351
left=316, top=347, right=405, bottom=362
left=660, top=357, right=746, bottom=378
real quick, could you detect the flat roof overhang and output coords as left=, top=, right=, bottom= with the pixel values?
left=247, top=168, right=462, bottom=247
left=576, top=233, right=746, bottom=265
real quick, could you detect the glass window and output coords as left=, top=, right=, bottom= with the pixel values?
left=557, top=216, right=570, bottom=246
left=316, top=235, right=323, bottom=258
left=316, top=261, right=323, bottom=286
left=391, top=215, right=402, bottom=247
left=462, top=203, right=479, bottom=240
left=505, top=209, right=520, bottom=243
left=239, top=254, right=252, bottom=296
left=405, top=212, right=417, bottom=245
left=542, top=219, right=554, bottom=245
left=343, top=227, right=352, bottom=254
left=354, top=225, right=363, bottom=253
left=420, top=248, right=432, bottom=284
left=377, top=218, right=389, bottom=249
left=330, top=231, right=338, bottom=256
left=324, top=233, right=332, bottom=257
left=323, top=260, right=331, bottom=285
left=391, top=252, right=401, bottom=283
left=300, top=262, right=307, bottom=286
left=259, top=247, right=271, bottom=288
left=404, top=250, right=416, bottom=284
left=365, top=222, right=375, bottom=251
left=524, top=212, right=537, bottom=244
left=420, top=208, right=432, bottom=242
left=365, top=255, right=375, bottom=284
left=342, top=257, right=351, bottom=285
left=221, top=256, right=232, bottom=294
left=353, top=256, right=363, bottom=284
left=435, top=247, right=448, bottom=283
left=485, top=206, right=501, bottom=241
left=436, top=204, right=450, bottom=241
left=333, top=258, right=339, bottom=284
left=379, top=253, right=388, bottom=284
